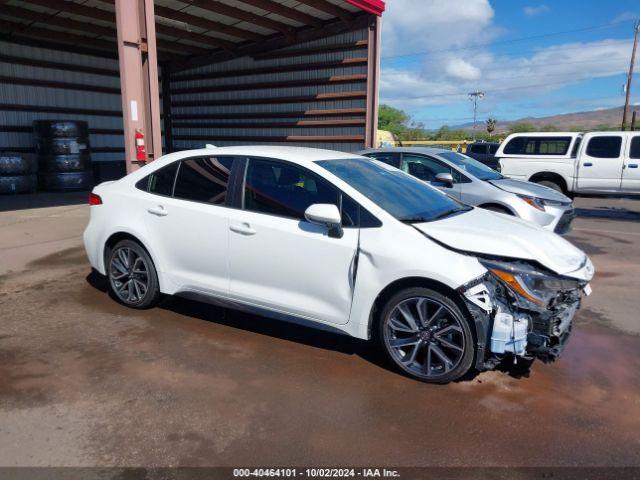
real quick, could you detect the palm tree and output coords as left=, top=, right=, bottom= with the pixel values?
left=486, top=117, right=497, bottom=137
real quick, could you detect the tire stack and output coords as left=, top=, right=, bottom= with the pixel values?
left=34, top=120, right=94, bottom=191
left=0, top=152, right=38, bottom=194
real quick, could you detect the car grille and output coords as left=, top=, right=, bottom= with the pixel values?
left=554, top=208, right=575, bottom=234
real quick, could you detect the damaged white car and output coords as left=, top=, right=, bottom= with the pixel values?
left=84, top=147, right=594, bottom=383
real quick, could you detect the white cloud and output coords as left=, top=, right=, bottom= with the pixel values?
left=444, top=58, right=481, bottom=81
left=612, top=11, right=639, bottom=23
left=381, top=39, right=632, bottom=113
left=380, top=0, right=495, bottom=57
left=524, top=5, right=549, bottom=16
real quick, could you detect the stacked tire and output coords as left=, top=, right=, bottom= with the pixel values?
left=0, top=152, right=38, bottom=194
left=34, top=120, right=94, bottom=191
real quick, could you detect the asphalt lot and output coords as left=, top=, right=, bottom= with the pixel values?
left=0, top=194, right=639, bottom=467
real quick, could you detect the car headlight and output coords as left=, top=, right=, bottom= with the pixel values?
left=480, top=259, right=580, bottom=309
left=517, top=194, right=545, bottom=212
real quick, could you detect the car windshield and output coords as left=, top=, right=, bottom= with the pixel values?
left=317, top=158, right=471, bottom=223
left=437, top=151, right=503, bottom=181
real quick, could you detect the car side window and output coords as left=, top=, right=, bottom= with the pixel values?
left=366, top=152, right=400, bottom=168
left=629, top=136, right=640, bottom=159
left=137, top=162, right=179, bottom=196
left=489, top=144, right=499, bottom=154
left=173, top=156, right=234, bottom=205
left=586, top=136, right=622, bottom=158
left=401, top=154, right=450, bottom=183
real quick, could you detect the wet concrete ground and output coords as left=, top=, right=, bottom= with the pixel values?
left=0, top=195, right=639, bottom=467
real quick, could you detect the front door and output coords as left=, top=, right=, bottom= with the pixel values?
left=400, top=153, right=462, bottom=200
left=622, top=135, right=640, bottom=193
left=576, top=134, right=625, bottom=192
left=227, top=157, right=359, bottom=325
left=141, top=156, right=235, bottom=295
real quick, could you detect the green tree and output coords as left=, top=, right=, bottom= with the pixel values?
left=378, top=104, right=410, bottom=138
left=486, top=117, right=497, bottom=137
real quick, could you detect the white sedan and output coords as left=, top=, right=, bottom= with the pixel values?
left=83, top=146, right=594, bottom=383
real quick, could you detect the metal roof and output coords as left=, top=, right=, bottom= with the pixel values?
left=0, top=0, right=384, bottom=63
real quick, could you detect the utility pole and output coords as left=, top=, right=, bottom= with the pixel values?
left=469, top=90, right=485, bottom=140
left=622, top=20, right=640, bottom=131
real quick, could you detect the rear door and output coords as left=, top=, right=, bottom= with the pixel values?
left=622, top=134, right=640, bottom=193
left=576, top=134, right=624, bottom=192
left=364, top=151, right=400, bottom=168
left=140, top=156, right=235, bottom=294
left=226, top=157, right=360, bottom=325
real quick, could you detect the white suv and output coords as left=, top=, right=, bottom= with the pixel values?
left=83, top=146, right=594, bottom=383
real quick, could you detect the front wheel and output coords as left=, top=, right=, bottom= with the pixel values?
left=377, top=287, right=475, bottom=383
left=107, top=240, right=160, bottom=309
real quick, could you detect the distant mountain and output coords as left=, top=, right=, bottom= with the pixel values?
left=452, top=106, right=630, bottom=133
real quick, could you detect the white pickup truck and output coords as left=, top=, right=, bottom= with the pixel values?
left=497, top=131, right=640, bottom=195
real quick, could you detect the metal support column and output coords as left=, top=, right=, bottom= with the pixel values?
left=161, top=63, right=174, bottom=154
left=364, top=14, right=381, bottom=148
left=115, top=0, right=162, bottom=174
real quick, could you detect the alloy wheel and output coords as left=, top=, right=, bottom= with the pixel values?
left=109, top=246, right=149, bottom=304
left=383, top=296, right=466, bottom=380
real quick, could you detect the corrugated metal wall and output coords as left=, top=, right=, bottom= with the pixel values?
left=0, top=40, right=127, bottom=162
left=1, top=24, right=373, bottom=160
left=168, top=28, right=370, bottom=153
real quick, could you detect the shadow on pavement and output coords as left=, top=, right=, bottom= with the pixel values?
left=0, top=191, right=88, bottom=212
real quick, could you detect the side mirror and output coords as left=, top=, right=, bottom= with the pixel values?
left=304, top=204, right=343, bottom=238
left=435, top=172, right=454, bottom=187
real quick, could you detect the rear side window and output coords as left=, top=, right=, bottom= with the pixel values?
left=173, top=157, right=234, bottom=205
left=469, top=144, right=486, bottom=154
left=571, top=137, right=582, bottom=157
left=142, top=162, right=179, bottom=196
left=586, top=136, right=622, bottom=158
left=504, top=136, right=571, bottom=155
left=629, top=136, right=640, bottom=159
left=489, top=144, right=499, bottom=154
left=366, top=152, right=400, bottom=168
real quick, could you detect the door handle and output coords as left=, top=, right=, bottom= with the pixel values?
left=628, top=164, right=638, bottom=169
left=583, top=162, right=593, bottom=167
left=230, top=222, right=256, bottom=235
left=147, top=206, right=168, bottom=217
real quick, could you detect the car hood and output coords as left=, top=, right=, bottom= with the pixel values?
left=414, top=208, right=592, bottom=280
left=489, top=178, right=571, bottom=203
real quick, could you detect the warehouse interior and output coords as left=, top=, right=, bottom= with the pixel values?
left=0, top=0, right=384, bottom=183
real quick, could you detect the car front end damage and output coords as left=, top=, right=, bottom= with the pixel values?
left=458, top=257, right=593, bottom=370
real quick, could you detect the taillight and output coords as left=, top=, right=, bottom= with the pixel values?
left=88, top=193, right=102, bottom=205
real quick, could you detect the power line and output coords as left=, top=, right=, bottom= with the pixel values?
left=381, top=19, right=634, bottom=60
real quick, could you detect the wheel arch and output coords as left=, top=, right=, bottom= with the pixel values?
left=478, top=202, right=515, bottom=215
left=102, top=230, right=166, bottom=291
left=528, top=171, right=568, bottom=194
left=368, top=276, right=476, bottom=340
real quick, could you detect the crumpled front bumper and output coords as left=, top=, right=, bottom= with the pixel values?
left=459, top=273, right=586, bottom=370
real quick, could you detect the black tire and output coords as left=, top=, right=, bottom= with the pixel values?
left=39, top=154, right=91, bottom=173
left=480, top=204, right=513, bottom=215
left=107, top=239, right=161, bottom=309
left=38, top=171, right=93, bottom=191
left=0, top=152, right=37, bottom=175
left=0, top=174, right=37, bottom=194
left=536, top=179, right=564, bottom=194
left=36, top=137, right=90, bottom=156
left=33, top=120, right=89, bottom=138
left=376, top=287, right=475, bottom=384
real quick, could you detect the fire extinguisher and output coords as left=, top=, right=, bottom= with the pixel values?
left=135, top=128, right=146, bottom=162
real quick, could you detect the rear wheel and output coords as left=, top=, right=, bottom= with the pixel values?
left=377, top=287, right=475, bottom=383
left=107, top=240, right=160, bottom=309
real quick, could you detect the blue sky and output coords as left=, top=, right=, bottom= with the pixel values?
left=379, top=0, right=640, bottom=128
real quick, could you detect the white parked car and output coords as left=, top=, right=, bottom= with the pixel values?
left=83, top=146, right=594, bottom=383
left=497, top=131, right=640, bottom=195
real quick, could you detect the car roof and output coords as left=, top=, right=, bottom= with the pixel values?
left=504, top=132, right=580, bottom=137
left=359, top=147, right=453, bottom=155
left=163, top=145, right=361, bottom=166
